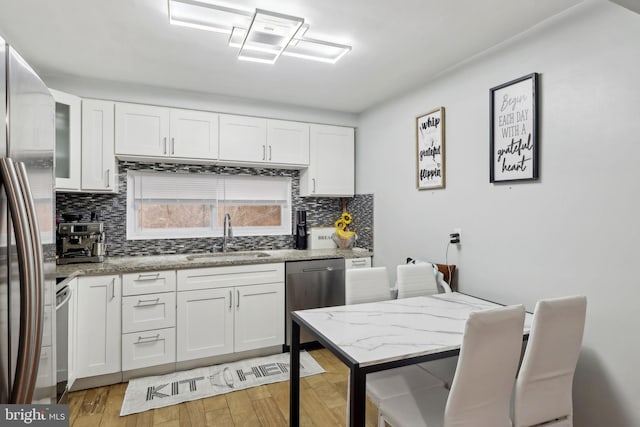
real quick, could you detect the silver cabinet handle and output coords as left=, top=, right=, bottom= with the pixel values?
left=15, top=161, right=44, bottom=402
left=351, top=259, right=367, bottom=265
left=105, top=169, right=111, bottom=188
left=136, top=297, right=160, bottom=306
left=171, top=137, right=175, bottom=155
left=237, top=289, right=240, bottom=308
left=229, top=290, right=232, bottom=309
left=269, top=145, right=272, bottom=161
left=312, top=178, right=316, bottom=193
left=136, top=273, right=161, bottom=281
left=163, top=137, right=167, bottom=155
left=262, top=145, right=266, bottom=160
left=111, top=278, right=115, bottom=300
left=0, top=158, right=38, bottom=403
left=135, top=334, right=161, bottom=344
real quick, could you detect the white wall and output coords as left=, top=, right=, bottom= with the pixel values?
left=43, top=74, right=357, bottom=127
left=357, top=1, right=640, bottom=425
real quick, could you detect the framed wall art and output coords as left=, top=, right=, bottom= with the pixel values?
left=490, top=73, right=539, bottom=183
left=416, top=107, right=445, bottom=190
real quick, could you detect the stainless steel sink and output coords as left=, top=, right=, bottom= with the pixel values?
left=186, top=251, right=271, bottom=261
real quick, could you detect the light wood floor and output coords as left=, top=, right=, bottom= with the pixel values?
left=69, top=348, right=379, bottom=426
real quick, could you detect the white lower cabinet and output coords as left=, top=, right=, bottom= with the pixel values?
left=176, top=288, right=234, bottom=361
left=75, top=275, right=121, bottom=378
left=122, top=327, right=176, bottom=371
left=176, top=263, right=285, bottom=362
left=121, top=270, right=177, bottom=371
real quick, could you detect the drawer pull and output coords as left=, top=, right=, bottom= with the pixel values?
left=136, top=297, right=161, bottom=307
left=135, top=334, right=161, bottom=344
left=351, top=260, right=367, bottom=265
left=136, top=273, right=161, bottom=281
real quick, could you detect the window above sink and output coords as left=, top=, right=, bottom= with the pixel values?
left=126, top=171, right=291, bottom=240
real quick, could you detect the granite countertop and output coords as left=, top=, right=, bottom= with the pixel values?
left=55, top=248, right=373, bottom=279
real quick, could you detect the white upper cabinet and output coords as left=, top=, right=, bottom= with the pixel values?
left=51, top=89, right=81, bottom=191
left=81, top=99, right=117, bottom=192
left=115, top=103, right=218, bottom=160
left=267, top=119, right=309, bottom=166
left=219, top=115, right=309, bottom=166
left=300, top=124, right=355, bottom=197
left=219, top=114, right=267, bottom=163
left=115, top=103, right=170, bottom=157
left=170, top=108, right=219, bottom=159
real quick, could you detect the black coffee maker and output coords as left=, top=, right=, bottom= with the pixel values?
left=295, top=210, right=307, bottom=249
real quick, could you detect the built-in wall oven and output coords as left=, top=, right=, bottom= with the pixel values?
left=55, top=280, right=72, bottom=403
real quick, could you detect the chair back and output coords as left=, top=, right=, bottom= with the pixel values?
left=345, top=267, right=391, bottom=305
left=396, top=263, right=439, bottom=298
left=513, top=296, right=587, bottom=427
left=445, top=304, right=526, bottom=427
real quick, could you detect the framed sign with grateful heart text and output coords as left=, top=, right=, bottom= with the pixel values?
left=490, top=73, right=539, bottom=182
left=416, top=107, right=445, bottom=190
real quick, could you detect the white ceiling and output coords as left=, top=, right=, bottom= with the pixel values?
left=0, top=0, right=584, bottom=113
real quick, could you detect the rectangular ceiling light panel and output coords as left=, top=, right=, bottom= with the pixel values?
left=283, top=38, right=352, bottom=64
left=238, top=9, right=304, bottom=64
left=168, top=0, right=252, bottom=34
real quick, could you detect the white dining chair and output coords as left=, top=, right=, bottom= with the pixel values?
left=396, top=263, right=455, bottom=387
left=344, top=267, right=444, bottom=423
left=345, top=266, right=393, bottom=304
left=513, top=296, right=587, bottom=427
left=396, top=263, right=451, bottom=299
left=378, top=304, right=526, bottom=427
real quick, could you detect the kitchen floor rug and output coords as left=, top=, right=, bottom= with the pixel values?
left=120, top=351, right=324, bottom=416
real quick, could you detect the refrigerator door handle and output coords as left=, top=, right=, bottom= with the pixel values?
left=0, top=158, right=38, bottom=403
left=15, top=161, right=45, bottom=401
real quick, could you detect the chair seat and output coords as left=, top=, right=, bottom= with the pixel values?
left=379, top=385, right=450, bottom=427
left=366, top=365, right=445, bottom=406
left=417, top=357, right=458, bottom=388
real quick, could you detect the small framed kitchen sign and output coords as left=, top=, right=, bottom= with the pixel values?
left=416, top=107, right=445, bottom=190
left=490, top=73, right=539, bottom=183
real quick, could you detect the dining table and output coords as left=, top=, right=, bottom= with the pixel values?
left=289, top=292, right=533, bottom=426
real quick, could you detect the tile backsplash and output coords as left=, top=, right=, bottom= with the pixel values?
left=56, top=161, right=373, bottom=256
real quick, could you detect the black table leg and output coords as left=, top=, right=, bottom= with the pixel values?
left=349, top=365, right=366, bottom=426
left=290, top=320, right=301, bottom=427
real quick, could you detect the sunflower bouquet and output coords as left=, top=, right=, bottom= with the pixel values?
left=333, top=211, right=357, bottom=249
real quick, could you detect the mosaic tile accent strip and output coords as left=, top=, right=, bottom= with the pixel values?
left=56, top=161, right=373, bottom=256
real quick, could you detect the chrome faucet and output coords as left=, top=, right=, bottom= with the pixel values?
left=222, top=213, right=233, bottom=252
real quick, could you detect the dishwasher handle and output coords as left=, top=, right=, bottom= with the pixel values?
left=302, top=266, right=337, bottom=273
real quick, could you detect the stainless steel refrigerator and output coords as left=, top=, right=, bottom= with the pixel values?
left=0, top=35, right=56, bottom=404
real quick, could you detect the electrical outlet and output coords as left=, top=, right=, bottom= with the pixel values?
left=450, top=228, right=461, bottom=244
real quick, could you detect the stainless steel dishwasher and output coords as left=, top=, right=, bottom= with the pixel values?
left=285, top=258, right=345, bottom=346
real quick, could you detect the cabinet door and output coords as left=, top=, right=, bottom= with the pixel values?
left=176, top=288, right=233, bottom=361
left=235, top=283, right=284, bottom=352
left=67, top=278, right=78, bottom=390
left=301, top=124, right=355, bottom=197
left=267, top=119, right=309, bottom=166
left=51, top=89, right=81, bottom=191
left=219, top=114, right=267, bottom=162
left=81, top=99, right=117, bottom=192
left=76, top=275, right=121, bottom=378
left=170, top=109, right=219, bottom=159
left=115, top=103, right=170, bottom=157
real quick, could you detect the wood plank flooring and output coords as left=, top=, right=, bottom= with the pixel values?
left=69, top=349, right=380, bottom=427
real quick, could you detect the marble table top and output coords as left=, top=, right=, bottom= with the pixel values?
left=293, top=292, right=533, bottom=367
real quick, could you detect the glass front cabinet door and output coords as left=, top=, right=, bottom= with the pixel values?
left=50, top=89, right=81, bottom=191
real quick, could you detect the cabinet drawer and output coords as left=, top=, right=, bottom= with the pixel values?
left=122, top=292, right=176, bottom=333
left=177, top=263, right=284, bottom=291
left=345, top=257, right=372, bottom=269
left=123, top=270, right=176, bottom=296
left=122, top=328, right=176, bottom=371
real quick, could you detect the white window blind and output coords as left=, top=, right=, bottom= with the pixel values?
left=133, top=172, right=222, bottom=200
left=222, top=175, right=290, bottom=201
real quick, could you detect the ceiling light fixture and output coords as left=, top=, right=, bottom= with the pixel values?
left=168, top=0, right=351, bottom=64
